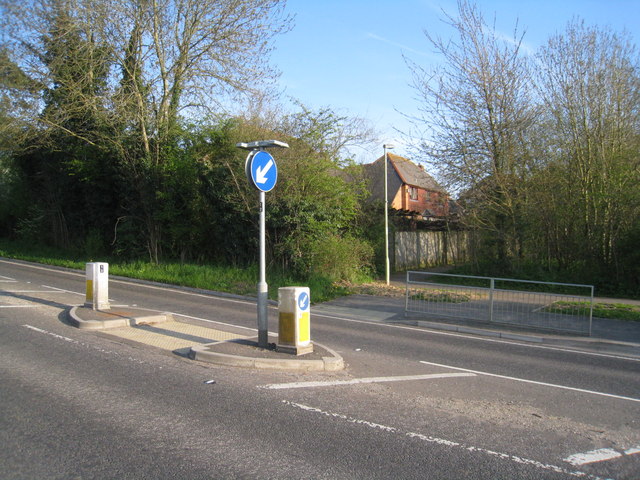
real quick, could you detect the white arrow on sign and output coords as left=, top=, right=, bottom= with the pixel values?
left=256, top=159, right=274, bottom=184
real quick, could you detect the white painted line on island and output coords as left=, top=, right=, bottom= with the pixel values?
left=283, top=401, right=612, bottom=480
left=419, top=360, right=640, bottom=403
left=260, top=372, right=475, bottom=390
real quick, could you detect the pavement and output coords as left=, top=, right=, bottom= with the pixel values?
left=69, top=291, right=640, bottom=372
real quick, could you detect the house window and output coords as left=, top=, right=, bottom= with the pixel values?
left=408, top=186, right=418, bottom=201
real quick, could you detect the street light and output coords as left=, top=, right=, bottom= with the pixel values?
left=383, top=143, right=395, bottom=285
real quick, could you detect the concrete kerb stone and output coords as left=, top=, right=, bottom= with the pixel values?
left=189, top=342, right=345, bottom=372
left=68, top=305, right=345, bottom=372
left=416, top=320, right=544, bottom=343
left=68, top=306, right=173, bottom=330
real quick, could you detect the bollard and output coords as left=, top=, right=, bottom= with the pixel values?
left=85, top=262, right=110, bottom=310
left=277, top=287, right=313, bottom=355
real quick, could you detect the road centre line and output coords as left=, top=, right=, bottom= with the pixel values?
left=283, top=401, right=610, bottom=480
left=260, top=372, right=476, bottom=390
left=420, top=360, right=640, bottom=403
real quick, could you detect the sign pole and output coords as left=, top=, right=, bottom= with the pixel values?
left=257, top=189, right=268, bottom=348
left=236, top=140, right=289, bottom=350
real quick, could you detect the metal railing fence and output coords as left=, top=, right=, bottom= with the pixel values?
left=405, top=271, right=594, bottom=335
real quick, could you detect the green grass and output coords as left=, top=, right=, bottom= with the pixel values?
left=0, top=239, right=348, bottom=303
left=410, top=290, right=472, bottom=303
left=546, top=301, right=640, bottom=322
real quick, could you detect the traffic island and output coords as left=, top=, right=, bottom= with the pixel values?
left=68, top=305, right=173, bottom=330
left=190, top=335, right=344, bottom=372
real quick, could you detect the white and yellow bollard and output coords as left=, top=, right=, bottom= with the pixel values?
left=277, top=287, right=313, bottom=355
left=85, top=262, right=110, bottom=310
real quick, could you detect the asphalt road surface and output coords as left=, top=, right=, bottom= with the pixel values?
left=1, top=258, right=639, bottom=479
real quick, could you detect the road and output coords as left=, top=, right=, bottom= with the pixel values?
left=1, top=258, right=639, bottom=479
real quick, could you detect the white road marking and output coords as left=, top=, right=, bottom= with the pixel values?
left=313, top=312, right=640, bottom=363
left=23, top=325, right=79, bottom=343
left=260, top=372, right=475, bottom=390
left=42, top=285, right=85, bottom=295
left=565, top=445, right=640, bottom=466
left=565, top=448, right=621, bottom=466
left=420, top=360, right=640, bottom=403
left=283, top=401, right=611, bottom=480
left=22, top=325, right=147, bottom=364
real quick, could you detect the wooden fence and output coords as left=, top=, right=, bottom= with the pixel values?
left=394, top=230, right=470, bottom=270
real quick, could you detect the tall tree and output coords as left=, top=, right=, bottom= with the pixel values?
left=407, top=0, right=536, bottom=268
left=1, top=0, right=291, bottom=261
left=535, top=20, right=640, bottom=280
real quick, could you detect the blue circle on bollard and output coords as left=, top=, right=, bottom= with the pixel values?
left=298, top=291, right=310, bottom=311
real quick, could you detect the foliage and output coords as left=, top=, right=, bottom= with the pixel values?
left=408, top=1, right=640, bottom=296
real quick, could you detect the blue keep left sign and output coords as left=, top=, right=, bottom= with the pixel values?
left=248, top=151, right=277, bottom=192
left=297, top=291, right=310, bottom=311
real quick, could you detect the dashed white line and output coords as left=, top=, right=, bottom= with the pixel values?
left=21, top=325, right=147, bottom=364
left=23, top=324, right=79, bottom=343
left=420, top=360, right=640, bottom=403
left=260, top=372, right=475, bottom=390
left=283, top=401, right=611, bottom=480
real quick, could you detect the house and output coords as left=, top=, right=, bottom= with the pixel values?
left=363, top=153, right=451, bottom=221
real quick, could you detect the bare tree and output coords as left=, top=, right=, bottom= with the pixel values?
left=407, top=0, right=536, bottom=266
left=535, top=20, right=640, bottom=273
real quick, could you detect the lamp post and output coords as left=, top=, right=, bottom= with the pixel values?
left=383, top=143, right=395, bottom=285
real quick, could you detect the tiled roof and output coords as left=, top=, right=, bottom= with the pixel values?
left=387, top=153, right=445, bottom=192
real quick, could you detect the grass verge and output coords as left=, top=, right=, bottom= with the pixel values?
left=546, top=301, right=640, bottom=322
left=0, top=239, right=351, bottom=303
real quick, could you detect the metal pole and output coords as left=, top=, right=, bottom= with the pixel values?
left=236, top=140, right=289, bottom=350
left=257, top=190, right=268, bottom=348
left=489, top=277, right=495, bottom=323
left=384, top=146, right=390, bottom=286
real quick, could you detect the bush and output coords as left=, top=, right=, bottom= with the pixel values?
left=304, top=234, right=374, bottom=283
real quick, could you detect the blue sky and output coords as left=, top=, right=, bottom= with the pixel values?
left=270, top=0, right=640, bottom=162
